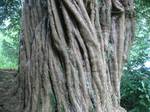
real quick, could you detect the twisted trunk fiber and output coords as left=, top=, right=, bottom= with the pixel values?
left=16, top=0, right=135, bottom=112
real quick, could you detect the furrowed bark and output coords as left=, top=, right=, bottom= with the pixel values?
left=0, top=0, right=135, bottom=112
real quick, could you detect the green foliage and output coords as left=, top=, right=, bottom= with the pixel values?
left=0, top=0, right=21, bottom=69
left=121, top=69, right=150, bottom=112
left=120, top=0, right=150, bottom=111
left=0, top=32, right=18, bottom=69
left=0, top=0, right=21, bottom=27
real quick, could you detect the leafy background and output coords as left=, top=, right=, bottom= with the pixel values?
left=120, top=0, right=150, bottom=112
left=0, top=0, right=21, bottom=69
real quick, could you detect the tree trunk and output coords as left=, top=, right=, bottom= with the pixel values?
left=7, top=0, right=135, bottom=112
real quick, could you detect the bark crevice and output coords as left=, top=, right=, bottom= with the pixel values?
left=0, top=0, right=135, bottom=112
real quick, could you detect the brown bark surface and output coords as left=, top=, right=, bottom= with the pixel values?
left=0, top=0, right=135, bottom=112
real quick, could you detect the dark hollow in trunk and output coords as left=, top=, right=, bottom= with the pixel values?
left=0, top=0, right=135, bottom=112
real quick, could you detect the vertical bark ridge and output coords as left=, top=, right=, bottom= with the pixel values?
left=16, top=0, right=135, bottom=112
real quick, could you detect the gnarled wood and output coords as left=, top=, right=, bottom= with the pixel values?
left=0, top=0, right=135, bottom=112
